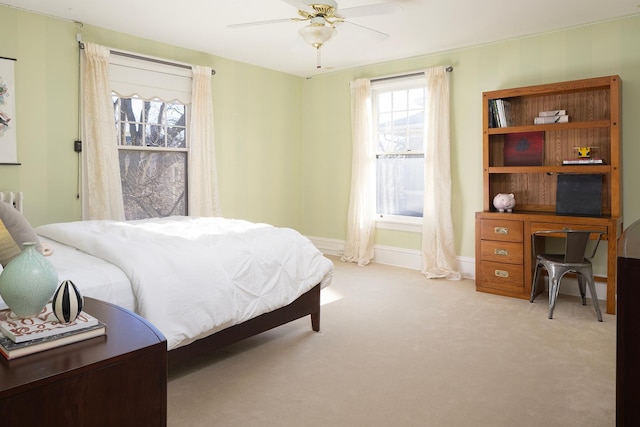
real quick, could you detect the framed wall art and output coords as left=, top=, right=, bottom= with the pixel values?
left=0, top=57, right=18, bottom=164
left=503, top=131, right=544, bottom=166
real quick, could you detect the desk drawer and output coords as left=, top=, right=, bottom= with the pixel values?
left=480, top=219, right=523, bottom=242
left=480, top=240, right=523, bottom=264
left=477, top=261, right=524, bottom=292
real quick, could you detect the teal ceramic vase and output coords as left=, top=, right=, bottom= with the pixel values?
left=0, top=242, right=58, bottom=318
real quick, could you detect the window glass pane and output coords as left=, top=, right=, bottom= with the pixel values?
left=378, top=92, right=392, bottom=113
left=372, top=78, right=426, bottom=219
left=392, top=111, right=408, bottom=130
left=120, top=151, right=187, bottom=219
left=407, top=110, right=424, bottom=129
left=146, top=100, right=164, bottom=126
left=376, top=155, right=424, bottom=217
left=378, top=133, right=394, bottom=152
left=115, top=97, right=145, bottom=146
left=392, top=90, right=407, bottom=111
left=408, top=88, right=425, bottom=110
left=167, top=127, right=186, bottom=148
left=144, top=124, right=165, bottom=147
left=166, top=103, right=185, bottom=126
left=114, top=94, right=188, bottom=220
left=117, top=97, right=144, bottom=122
left=118, top=122, right=143, bottom=146
left=407, top=132, right=424, bottom=152
left=145, top=100, right=166, bottom=147
left=378, top=112, right=392, bottom=132
left=113, top=96, right=121, bottom=122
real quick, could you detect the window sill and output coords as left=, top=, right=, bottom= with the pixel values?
left=375, top=216, right=422, bottom=233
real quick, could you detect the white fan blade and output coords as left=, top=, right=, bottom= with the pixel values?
left=335, top=20, right=389, bottom=42
left=338, top=2, right=403, bottom=19
left=228, top=18, right=294, bottom=29
left=281, top=0, right=313, bottom=13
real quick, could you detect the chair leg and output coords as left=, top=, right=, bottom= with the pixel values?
left=585, top=276, right=603, bottom=322
left=577, top=274, right=587, bottom=305
left=530, top=264, right=542, bottom=303
left=548, top=276, right=561, bottom=319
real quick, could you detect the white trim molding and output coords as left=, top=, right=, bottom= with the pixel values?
left=307, top=236, right=475, bottom=279
left=307, top=235, right=606, bottom=300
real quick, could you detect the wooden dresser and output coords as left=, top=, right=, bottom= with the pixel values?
left=0, top=297, right=167, bottom=426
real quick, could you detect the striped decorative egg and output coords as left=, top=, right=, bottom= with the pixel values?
left=52, top=280, right=84, bottom=323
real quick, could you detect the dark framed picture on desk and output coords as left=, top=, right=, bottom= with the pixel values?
left=556, top=174, right=603, bottom=217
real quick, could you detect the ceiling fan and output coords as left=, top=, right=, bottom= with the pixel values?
left=229, top=0, right=402, bottom=69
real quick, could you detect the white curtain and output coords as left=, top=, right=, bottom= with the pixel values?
left=188, top=66, right=222, bottom=217
left=341, top=78, right=376, bottom=266
left=421, top=67, right=462, bottom=280
left=81, top=43, right=125, bottom=220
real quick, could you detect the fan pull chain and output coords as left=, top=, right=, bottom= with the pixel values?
left=316, top=47, right=322, bottom=69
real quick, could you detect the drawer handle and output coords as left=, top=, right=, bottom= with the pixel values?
left=494, top=269, right=509, bottom=278
left=494, top=248, right=509, bottom=256
left=494, top=227, right=509, bottom=235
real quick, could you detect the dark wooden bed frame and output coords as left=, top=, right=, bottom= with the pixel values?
left=167, top=283, right=321, bottom=367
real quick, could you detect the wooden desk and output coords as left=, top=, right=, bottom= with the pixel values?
left=476, top=211, right=622, bottom=314
left=0, top=297, right=167, bottom=426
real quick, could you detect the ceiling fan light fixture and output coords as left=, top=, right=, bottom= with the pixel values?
left=298, top=22, right=336, bottom=49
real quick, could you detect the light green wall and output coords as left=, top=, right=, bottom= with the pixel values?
left=0, top=6, right=304, bottom=230
left=0, top=9, right=80, bottom=226
left=2, top=6, right=640, bottom=263
left=301, top=15, right=640, bottom=261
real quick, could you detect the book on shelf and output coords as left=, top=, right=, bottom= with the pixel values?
left=0, top=322, right=106, bottom=359
left=489, top=99, right=500, bottom=128
left=562, top=158, right=605, bottom=165
left=489, top=99, right=512, bottom=128
left=538, top=109, right=566, bottom=117
left=0, top=303, right=100, bottom=343
left=534, top=115, right=570, bottom=124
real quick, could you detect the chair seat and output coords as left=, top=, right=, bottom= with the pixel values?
left=537, top=253, right=590, bottom=267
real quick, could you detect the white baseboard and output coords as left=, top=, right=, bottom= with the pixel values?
left=307, top=236, right=475, bottom=278
left=307, top=236, right=606, bottom=300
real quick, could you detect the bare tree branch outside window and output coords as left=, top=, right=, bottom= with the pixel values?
left=113, top=95, right=188, bottom=220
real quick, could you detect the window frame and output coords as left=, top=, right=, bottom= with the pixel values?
left=371, top=75, right=426, bottom=231
left=112, top=94, right=190, bottom=219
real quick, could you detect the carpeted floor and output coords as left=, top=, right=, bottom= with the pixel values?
left=168, top=256, right=615, bottom=427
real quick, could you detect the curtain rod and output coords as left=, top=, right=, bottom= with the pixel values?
left=371, top=66, right=452, bottom=83
left=78, top=42, right=216, bottom=76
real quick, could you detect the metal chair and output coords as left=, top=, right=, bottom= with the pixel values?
left=530, top=229, right=604, bottom=321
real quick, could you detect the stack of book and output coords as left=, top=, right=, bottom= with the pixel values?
left=489, top=99, right=512, bottom=128
left=0, top=304, right=106, bottom=359
left=534, top=109, right=570, bottom=124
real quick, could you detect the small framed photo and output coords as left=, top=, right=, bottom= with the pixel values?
left=0, top=57, right=18, bottom=164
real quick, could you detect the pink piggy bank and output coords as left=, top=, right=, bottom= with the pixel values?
left=493, top=193, right=516, bottom=212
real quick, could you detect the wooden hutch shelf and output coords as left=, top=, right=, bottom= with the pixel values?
left=475, top=75, right=622, bottom=314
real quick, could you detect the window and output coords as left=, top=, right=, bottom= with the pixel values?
left=372, top=76, right=426, bottom=225
left=113, top=95, right=188, bottom=219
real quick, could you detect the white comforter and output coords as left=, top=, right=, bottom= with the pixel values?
left=36, top=217, right=333, bottom=350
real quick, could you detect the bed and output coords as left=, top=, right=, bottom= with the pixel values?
left=0, top=197, right=333, bottom=366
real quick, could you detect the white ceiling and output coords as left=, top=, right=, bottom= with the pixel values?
left=3, top=0, right=639, bottom=77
